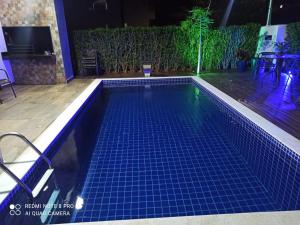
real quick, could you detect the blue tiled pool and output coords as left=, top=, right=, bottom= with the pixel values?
left=73, top=84, right=279, bottom=222
left=0, top=78, right=299, bottom=225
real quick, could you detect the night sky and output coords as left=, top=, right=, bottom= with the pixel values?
left=62, top=0, right=300, bottom=75
left=63, top=0, right=300, bottom=31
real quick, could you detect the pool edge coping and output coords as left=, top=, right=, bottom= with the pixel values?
left=0, top=75, right=299, bottom=220
left=56, top=210, right=300, bottom=225
left=192, top=76, right=300, bottom=156
left=0, top=79, right=102, bottom=204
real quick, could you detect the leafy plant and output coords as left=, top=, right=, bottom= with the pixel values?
left=202, top=29, right=229, bottom=70
left=179, top=8, right=213, bottom=70
left=72, top=9, right=260, bottom=75
left=202, top=24, right=259, bottom=70
left=73, top=26, right=187, bottom=75
left=286, top=22, right=300, bottom=54
left=274, top=42, right=289, bottom=55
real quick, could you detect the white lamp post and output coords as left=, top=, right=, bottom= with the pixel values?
left=266, top=0, right=273, bottom=25
left=196, top=19, right=202, bottom=75
left=220, top=0, right=235, bottom=27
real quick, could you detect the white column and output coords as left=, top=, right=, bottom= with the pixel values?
left=0, top=21, right=7, bottom=53
left=0, top=21, right=7, bottom=80
left=0, top=21, right=14, bottom=82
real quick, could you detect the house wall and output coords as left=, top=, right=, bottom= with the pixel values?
left=0, top=21, right=14, bottom=82
left=0, top=22, right=7, bottom=53
left=0, top=0, right=73, bottom=83
left=54, top=0, right=74, bottom=81
left=256, top=25, right=287, bottom=55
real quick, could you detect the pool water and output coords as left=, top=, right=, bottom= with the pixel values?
left=2, top=79, right=298, bottom=225
left=72, top=84, right=279, bottom=222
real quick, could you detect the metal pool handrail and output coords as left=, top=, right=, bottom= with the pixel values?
left=0, top=132, right=52, bottom=199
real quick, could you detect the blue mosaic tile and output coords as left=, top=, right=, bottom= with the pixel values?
left=1, top=77, right=299, bottom=225
left=72, top=83, right=282, bottom=222
left=102, top=78, right=191, bottom=88
left=191, top=79, right=300, bottom=211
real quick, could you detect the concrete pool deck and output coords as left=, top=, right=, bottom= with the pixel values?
left=59, top=211, right=300, bottom=225
left=0, top=79, right=93, bottom=163
left=0, top=79, right=101, bottom=203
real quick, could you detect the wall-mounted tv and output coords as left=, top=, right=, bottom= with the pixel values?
left=3, top=26, right=54, bottom=55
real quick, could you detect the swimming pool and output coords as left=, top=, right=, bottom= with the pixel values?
left=0, top=77, right=299, bottom=225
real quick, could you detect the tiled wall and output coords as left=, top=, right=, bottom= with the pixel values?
left=102, top=78, right=192, bottom=87
left=0, top=78, right=299, bottom=224
left=223, top=108, right=300, bottom=210
left=0, top=0, right=67, bottom=83
left=192, top=80, right=300, bottom=211
left=104, top=78, right=300, bottom=211
left=103, top=77, right=300, bottom=211
left=10, top=56, right=57, bottom=84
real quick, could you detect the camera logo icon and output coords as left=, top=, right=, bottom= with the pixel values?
left=9, top=204, right=21, bottom=216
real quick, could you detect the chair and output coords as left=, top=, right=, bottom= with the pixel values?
left=0, top=68, right=16, bottom=103
left=254, top=52, right=278, bottom=82
left=258, top=52, right=277, bottom=72
left=81, top=51, right=100, bottom=76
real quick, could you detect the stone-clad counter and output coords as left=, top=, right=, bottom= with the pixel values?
left=3, top=54, right=57, bottom=85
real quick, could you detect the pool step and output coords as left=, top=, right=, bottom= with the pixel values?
left=40, top=189, right=60, bottom=223
left=32, top=169, right=54, bottom=198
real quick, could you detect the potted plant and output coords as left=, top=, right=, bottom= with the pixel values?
left=274, top=42, right=289, bottom=55
left=236, top=48, right=249, bottom=72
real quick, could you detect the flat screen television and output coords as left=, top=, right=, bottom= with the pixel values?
left=3, top=26, right=54, bottom=55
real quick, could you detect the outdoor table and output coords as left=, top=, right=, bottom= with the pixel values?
left=253, top=54, right=300, bottom=82
left=279, top=54, right=300, bottom=75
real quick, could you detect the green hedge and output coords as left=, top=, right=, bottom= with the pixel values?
left=73, top=24, right=260, bottom=74
left=203, top=24, right=260, bottom=70
left=73, top=26, right=187, bottom=75
left=287, top=22, right=300, bottom=54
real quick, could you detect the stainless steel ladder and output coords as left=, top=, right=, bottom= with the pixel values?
left=0, top=132, right=53, bottom=199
